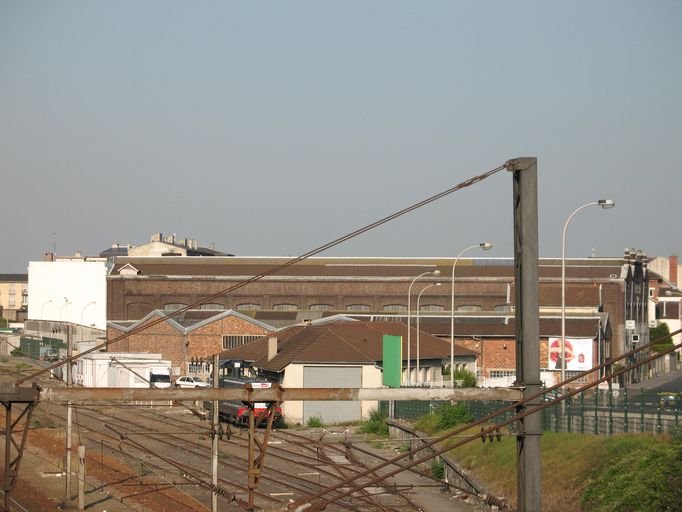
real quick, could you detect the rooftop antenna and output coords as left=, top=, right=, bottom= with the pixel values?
left=171, top=196, right=179, bottom=236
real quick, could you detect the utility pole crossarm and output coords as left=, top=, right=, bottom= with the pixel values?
left=36, top=386, right=523, bottom=403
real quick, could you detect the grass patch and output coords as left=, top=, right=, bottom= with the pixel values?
left=445, top=429, right=682, bottom=511
left=398, top=442, right=411, bottom=453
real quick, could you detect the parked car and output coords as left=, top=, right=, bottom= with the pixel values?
left=44, top=348, right=59, bottom=362
left=175, top=376, right=210, bottom=388
left=542, top=389, right=562, bottom=402
left=658, top=392, right=681, bottom=410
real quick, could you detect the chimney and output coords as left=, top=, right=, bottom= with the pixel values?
left=44, top=252, right=55, bottom=262
left=671, top=255, right=679, bottom=287
left=267, top=337, right=278, bottom=361
left=151, top=233, right=163, bottom=242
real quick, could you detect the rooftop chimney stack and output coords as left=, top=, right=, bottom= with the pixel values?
left=671, top=255, right=679, bottom=287
left=267, top=337, right=278, bottom=361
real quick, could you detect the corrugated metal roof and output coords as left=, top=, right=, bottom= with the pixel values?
left=110, top=256, right=625, bottom=280
left=419, top=317, right=603, bottom=338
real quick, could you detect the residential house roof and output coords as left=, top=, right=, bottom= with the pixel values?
left=0, top=274, right=28, bottom=282
left=219, top=320, right=477, bottom=373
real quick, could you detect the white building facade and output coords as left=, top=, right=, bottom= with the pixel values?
left=28, top=258, right=108, bottom=330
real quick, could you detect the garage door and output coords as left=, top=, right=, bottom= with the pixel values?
left=303, top=366, right=362, bottom=424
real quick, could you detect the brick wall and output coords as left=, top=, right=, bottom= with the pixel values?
left=460, top=337, right=578, bottom=376
left=107, top=314, right=272, bottom=375
left=187, top=316, right=271, bottom=360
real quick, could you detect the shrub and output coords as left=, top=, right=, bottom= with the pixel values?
left=358, top=409, right=389, bottom=437
left=10, top=349, right=24, bottom=357
left=453, top=368, right=477, bottom=387
left=306, top=416, right=323, bottom=428
left=434, top=402, right=474, bottom=431
left=431, top=458, right=445, bottom=479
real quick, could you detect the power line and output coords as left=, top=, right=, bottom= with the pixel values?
left=16, top=162, right=506, bottom=386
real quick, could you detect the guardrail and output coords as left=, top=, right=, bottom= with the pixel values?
left=386, top=420, right=512, bottom=511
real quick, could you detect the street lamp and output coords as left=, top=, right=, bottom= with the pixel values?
left=41, top=299, right=53, bottom=319
left=561, top=199, right=615, bottom=384
left=80, top=301, right=96, bottom=326
left=407, top=269, right=441, bottom=385
left=450, top=242, right=493, bottom=388
left=60, top=297, right=72, bottom=322
left=416, top=282, right=441, bottom=385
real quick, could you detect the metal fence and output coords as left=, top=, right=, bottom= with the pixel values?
left=380, top=387, right=682, bottom=436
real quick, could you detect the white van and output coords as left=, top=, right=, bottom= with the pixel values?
left=149, top=367, right=172, bottom=388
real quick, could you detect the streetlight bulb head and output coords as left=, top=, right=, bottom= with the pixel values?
left=598, top=199, right=615, bottom=209
left=432, top=270, right=441, bottom=276
left=480, top=242, right=493, bottom=250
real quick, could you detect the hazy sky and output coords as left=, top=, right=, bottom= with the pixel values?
left=1, top=1, right=680, bottom=273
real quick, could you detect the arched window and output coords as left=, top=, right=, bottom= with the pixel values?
left=347, top=304, right=371, bottom=311
left=163, top=303, right=187, bottom=312
left=382, top=304, right=407, bottom=312
left=419, top=304, right=445, bottom=311
left=273, top=303, right=298, bottom=311
left=310, top=304, right=334, bottom=311
left=235, top=303, right=262, bottom=311
left=199, top=303, right=225, bottom=310
left=456, top=305, right=482, bottom=312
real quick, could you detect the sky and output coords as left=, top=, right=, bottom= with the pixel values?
left=1, top=1, right=681, bottom=273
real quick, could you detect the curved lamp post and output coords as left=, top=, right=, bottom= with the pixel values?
left=450, top=242, right=493, bottom=388
left=80, top=301, right=96, bottom=326
left=59, top=298, right=72, bottom=322
left=561, top=199, right=615, bottom=384
left=80, top=300, right=97, bottom=343
left=407, top=269, right=440, bottom=385
left=416, top=282, right=441, bottom=385
left=41, top=299, right=53, bottom=319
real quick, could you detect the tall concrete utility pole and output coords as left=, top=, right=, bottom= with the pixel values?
left=65, top=323, right=73, bottom=505
left=508, top=157, right=542, bottom=511
left=212, top=354, right=219, bottom=511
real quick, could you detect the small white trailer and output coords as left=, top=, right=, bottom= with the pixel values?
left=76, top=352, right=171, bottom=388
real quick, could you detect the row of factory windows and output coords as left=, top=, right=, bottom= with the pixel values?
left=162, top=303, right=513, bottom=313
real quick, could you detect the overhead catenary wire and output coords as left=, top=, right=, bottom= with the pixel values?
left=16, top=162, right=507, bottom=386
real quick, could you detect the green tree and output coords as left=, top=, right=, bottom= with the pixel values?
left=650, top=322, right=673, bottom=353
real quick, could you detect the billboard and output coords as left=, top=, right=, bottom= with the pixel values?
left=382, top=335, right=402, bottom=388
left=547, top=338, right=593, bottom=371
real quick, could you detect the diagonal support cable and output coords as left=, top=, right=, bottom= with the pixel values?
left=16, top=163, right=506, bottom=386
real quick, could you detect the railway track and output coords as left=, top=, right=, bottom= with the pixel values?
left=2, top=362, right=427, bottom=510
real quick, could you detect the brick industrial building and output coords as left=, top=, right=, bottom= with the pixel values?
left=106, top=249, right=649, bottom=384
